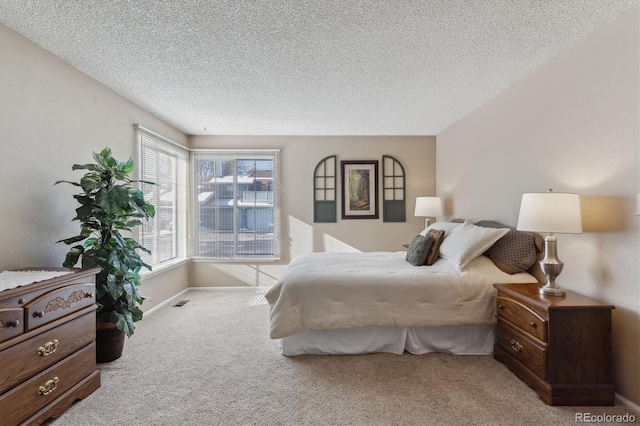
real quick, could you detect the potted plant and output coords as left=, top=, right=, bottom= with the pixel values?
left=56, top=147, right=155, bottom=362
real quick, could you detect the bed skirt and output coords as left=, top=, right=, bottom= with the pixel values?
left=279, top=324, right=496, bottom=356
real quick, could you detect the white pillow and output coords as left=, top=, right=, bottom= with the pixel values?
left=420, top=221, right=460, bottom=237
left=439, top=219, right=509, bottom=270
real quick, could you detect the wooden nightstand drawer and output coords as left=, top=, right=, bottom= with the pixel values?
left=0, top=342, right=96, bottom=426
left=497, top=319, right=547, bottom=380
left=0, top=311, right=95, bottom=395
left=23, top=283, right=94, bottom=331
left=496, top=296, right=547, bottom=342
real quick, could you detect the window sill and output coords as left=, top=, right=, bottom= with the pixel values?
left=140, top=258, right=189, bottom=279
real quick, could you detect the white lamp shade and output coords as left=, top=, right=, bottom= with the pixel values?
left=517, top=192, right=582, bottom=234
left=414, top=196, right=443, bottom=217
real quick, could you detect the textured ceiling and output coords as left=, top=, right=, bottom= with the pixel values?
left=1, top=1, right=638, bottom=136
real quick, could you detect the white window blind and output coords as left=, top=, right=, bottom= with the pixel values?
left=136, top=125, right=188, bottom=268
left=191, top=150, right=280, bottom=260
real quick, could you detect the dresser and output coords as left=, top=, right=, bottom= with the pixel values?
left=493, top=283, right=614, bottom=406
left=0, top=268, right=101, bottom=425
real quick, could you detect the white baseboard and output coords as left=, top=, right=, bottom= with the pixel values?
left=143, top=288, right=190, bottom=317
left=186, top=286, right=264, bottom=290
left=616, top=393, right=640, bottom=415
left=143, top=286, right=260, bottom=317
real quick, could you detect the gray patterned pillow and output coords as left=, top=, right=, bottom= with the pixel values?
left=405, top=235, right=433, bottom=266
left=475, top=220, right=537, bottom=274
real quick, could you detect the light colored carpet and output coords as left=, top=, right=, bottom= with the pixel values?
left=53, top=289, right=635, bottom=426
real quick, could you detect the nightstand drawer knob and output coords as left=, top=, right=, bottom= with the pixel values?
left=6, top=320, right=19, bottom=327
left=510, top=339, right=523, bottom=353
left=498, top=304, right=504, bottom=310
left=530, top=322, right=537, bottom=329
left=34, top=311, right=44, bottom=318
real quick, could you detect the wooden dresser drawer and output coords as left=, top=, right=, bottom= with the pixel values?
left=497, top=319, right=547, bottom=380
left=0, top=311, right=95, bottom=395
left=496, top=296, right=547, bottom=342
left=0, top=342, right=96, bottom=426
left=23, top=283, right=94, bottom=331
left=0, top=308, right=24, bottom=343
left=0, top=268, right=100, bottom=423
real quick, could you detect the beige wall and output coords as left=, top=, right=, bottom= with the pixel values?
left=0, top=24, right=190, bottom=310
left=188, top=135, right=436, bottom=287
left=437, top=7, right=640, bottom=405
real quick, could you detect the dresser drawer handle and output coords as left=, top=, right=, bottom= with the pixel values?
left=498, top=304, right=504, bottom=310
left=530, top=322, right=537, bottom=329
left=33, top=311, right=44, bottom=318
left=6, top=319, right=20, bottom=328
left=37, top=377, right=59, bottom=396
left=38, top=339, right=60, bottom=356
left=510, top=339, right=523, bottom=353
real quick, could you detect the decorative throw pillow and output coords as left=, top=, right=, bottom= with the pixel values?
left=438, top=219, right=509, bottom=271
left=424, top=229, right=445, bottom=266
left=475, top=220, right=538, bottom=274
left=406, top=235, right=433, bottom=266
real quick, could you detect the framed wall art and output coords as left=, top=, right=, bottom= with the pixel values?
left=341, top=160, right=379, bottom=219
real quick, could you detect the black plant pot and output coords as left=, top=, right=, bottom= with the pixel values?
left=96, top=322, right=125, bottom=363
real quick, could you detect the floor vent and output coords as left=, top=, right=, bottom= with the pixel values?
left=173, top=299, right=190, bottom=307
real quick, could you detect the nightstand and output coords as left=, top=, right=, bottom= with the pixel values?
left=493, top=283, right=614, bottom=406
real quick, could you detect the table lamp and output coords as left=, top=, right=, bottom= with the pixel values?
left=516, top=189, right=582, bottom=296
left=414, top=196, right=442, bottom=229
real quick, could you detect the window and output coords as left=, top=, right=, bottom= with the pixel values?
left=191, top=150, right=280, bottom=260
left=136, top=125, right=188, bottom=268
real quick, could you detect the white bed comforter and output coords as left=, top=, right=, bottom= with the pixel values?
left=265, top=252, right=537, bottom=339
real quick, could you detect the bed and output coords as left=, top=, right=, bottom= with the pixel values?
left=265, top=219, right=542, bottom=356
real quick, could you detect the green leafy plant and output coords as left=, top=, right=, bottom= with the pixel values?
left=56, top=147, right=155, bottom=337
